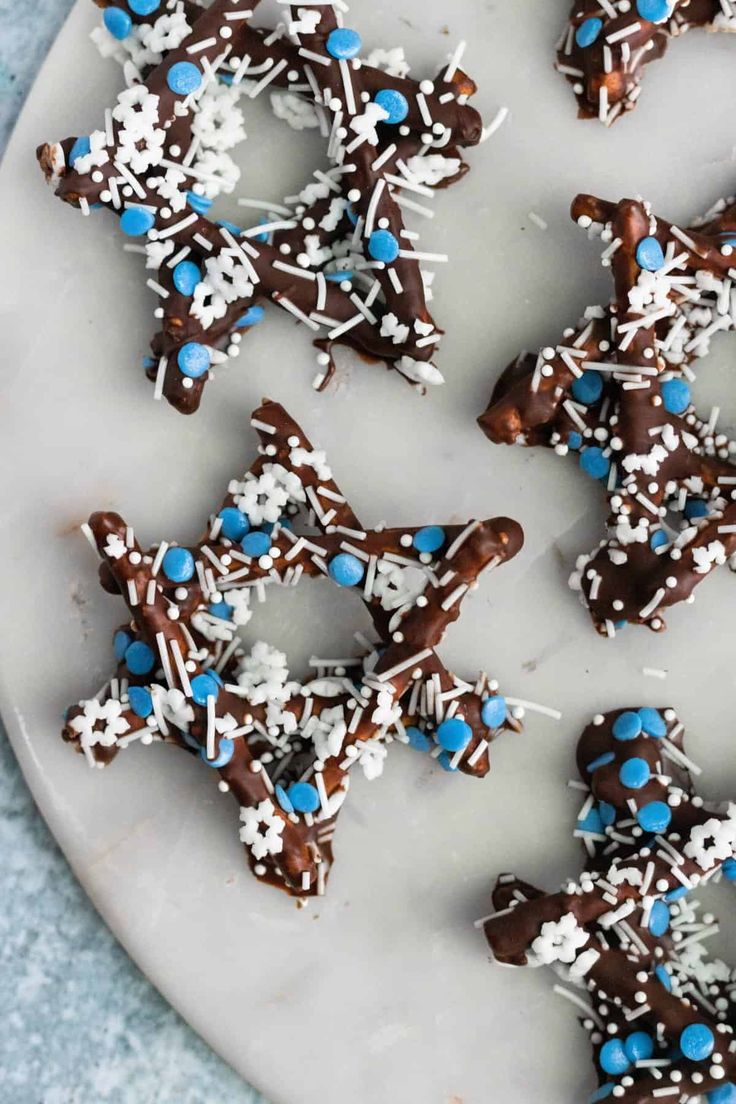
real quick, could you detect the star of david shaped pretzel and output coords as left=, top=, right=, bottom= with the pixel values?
left=38, top=0, right=491, bottom=413
left=480, top=190, right=736, bottom=635
left=557, top=0, right=734, bottom=127
left=482, top=705, right=736, bottom=1104
left=62, top=399, right=524, bottom=898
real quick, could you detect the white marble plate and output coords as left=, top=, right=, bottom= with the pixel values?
left=3, top=3, right=736, bottom=1102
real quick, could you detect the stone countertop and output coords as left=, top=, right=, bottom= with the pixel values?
left=0, top=5, right=265, bottom=1101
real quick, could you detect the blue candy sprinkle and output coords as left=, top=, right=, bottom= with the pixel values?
left=680, top=1023, right=714, bottom=1062
left=328, top=552, right=365, bottom=587
left=346, top=204, right=358, bottom=226
left=142, top=356, right=155, bottom=370
left=613, top=710, right=643, bottom=741
left=649, top=900, right=671, bottom=937
left=186, top=190, right=212, bottom=214
left=637, top=800, right=672, bottom=834
left=177, top=342, right=210, bottom=378
left=326, top=27, right=362, bottom=59
left=575, top=16, right=603, bottom=47
left=579, top=446, right=610, bottom=480
left=167, top=61, right=202, bottom=95
left=661, top=377, right=691, bottom=415
left=638, top=707, right=667, bottom=738
left=413, top=526, right=446, bottom=554
left=216, top=218, right=243, bottom=236
left=241, top=530, right=271, bottom=559
left=288, top=781, right=320, bottom=814
left=437, top=750, right=458, bottom=772
left=568, top=431, right=583, bottom=450
left=636, top=235, right=665, bottom=272
left=172, top=259, right=201, bottom=296
left=162, top=546, right=195, bottom=583
left=114, top=629, right=132, bottom=661
left=586, top=751, right=616, bottom=772
left=218, top=506, right=249, bottom=542
left=578, top=807, right=604, bottom=835
left=599, top=1039, right=630, bottom=1076
left=685, top=498, right=709, bottom=520
left=200, top=737, right=234, bottom=768
left=125, top=640, right=155, bottom=675
left=191, top=673, right=219, bottom=706
left=436, top=717, right=472, bottom=752
left=128, top=686, right=153, bottom=718
left=599, top=800, right=616, bottom=827
left=235, top=305, right=265, bottom=328
left=650, top=529, right=669, bottom=551
left=325, top=270, right=354, bottom=283
left=571, top=370, right=604, bottom=406
left=665, top=886, right=689, bottom=902
left=69, top=135, right=91, bottom=166
left=589, top=1087, right=615, bottom=1104
left=274, top=784, right=294, bottom=814
left=723, top=858, right=736, bottom=881
left=625, top=1032, right=654, bottom=1063
left=129, top=0, right=161, bottom=12
left=103, top=7, right=133, bottom=39
left=708, top=1083, right=736, bottom=1104
left=406, top=726, right=431, bottom=752
left=481, top=695, right=507, bottom=729
left=636, top=0, right=672, bottom=21
left=619, top=756, right=651, bottom=790
left=374, top=88, right=409, bottom=124
left=119, top=206, right=155, bottom=236
left=368, top=228, right=400, bottom=264
left=208, top=602, right=233, bottom=621
left=655, top=964, right=672, bottom=991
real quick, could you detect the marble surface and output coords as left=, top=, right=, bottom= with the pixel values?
left=0, top=5, right=264, bottom=1101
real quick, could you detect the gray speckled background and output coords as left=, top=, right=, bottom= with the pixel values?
left=0, top=5, right=265, bottom=1101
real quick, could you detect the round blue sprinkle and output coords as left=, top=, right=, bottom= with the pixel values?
left=638, top=707, right=667, bottom=738
left=655, top=964, right=672, bottom=991
left=636, top=235, right=665, bottom=272
left=571, top=370, right=604, bottom=406
left=599, top=800, right=616, bottom=827
left=167, top=61, right=202, bottom=95
left=636, top=0, right=672, bottom=21
left=575, top=16, right=603, bottom=47
left=436, top=717, right=472, bottom=752
left=235, top=305, right=265, bottom=328
left=129, top=0, right=161, bottom=12
left=208, top=602, right=233, bottom=621
left=590, top=1087, right=615, bottom=1104
left=177, top=342, right=210, bottom=379
left=262, top=518, right=292, bottom=535
left=723, top=857, right=736, bottom=881
left=368, top=228, right=400, bottom=264
left=481, top=695, right=507, bottom=729
left=680, top=1023, right=715, bottom=1062
left=613, top=710, right=643, bottom=742
left=128, top=686, right=153, bottom=718
left=325, top=27, right=362, bottom=59
left=69, top=135, right=91, bottom=166
left=325, top=270, right=354, bottom=283
left=437, top=750, right=458, bottom=772
left=650, top=529, right=669, bottom=552
left=413, top=526, right=446, bottom=554
left=172, top=259, right=201, bottom=297
left=162, top=547, right=195, bottom=583
left=599, top=1039, right=630, bottom=1076
left=578, top=807, right=604, bottom=835
left=274, top=784, right=294, bottom=814
left=666, top=885, right=689, bottom=902
left=649, top=900, right=671, bottom=937
left=637, top=800, right=672, bottom=834
left=708, top=1084, right=736, bottom=1104
left=374, top=88, right=409, bottom=124
left=567, top=431, right=583, bottom=450
left=619, top=756, right=651, bottom=790
left=288, top=782, right=320, bottom=814
left=186, top=190, right=212, bottom=215
left=685, top=498, right=709, bottom=521
left=191, top=673, right=219, bottom=706
left=120, top=206, right=155, bottom=236
left=218, top=507, right=249, bottom=542
left=661, top=377, right=691, bottom=415
left=125, top=640, right=155, bottom=675
left=200, top=737, right=234, bottom=768
left=241, top=530, right=271, bottom=558
left=625, top=1032, right=654, bottom=1063
left=579, top=446, right=610, bottom=480
left=103, top=7, right=133, bottom=39
left=328, top=552, right=365, bottom=587
left=586, top=751, right=616, bottom=772
left=406, top=726, right=431, bottom=752
left=114, top=629, right=132, bottom=661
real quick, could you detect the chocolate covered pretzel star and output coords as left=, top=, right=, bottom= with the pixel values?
left=480, top=190, right=736, bottom=635
left=482, top=706, right=736, bottom=1104
left=63, top=400, right=524, bottom=899
left=38, top=0, right=493, bottom=412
